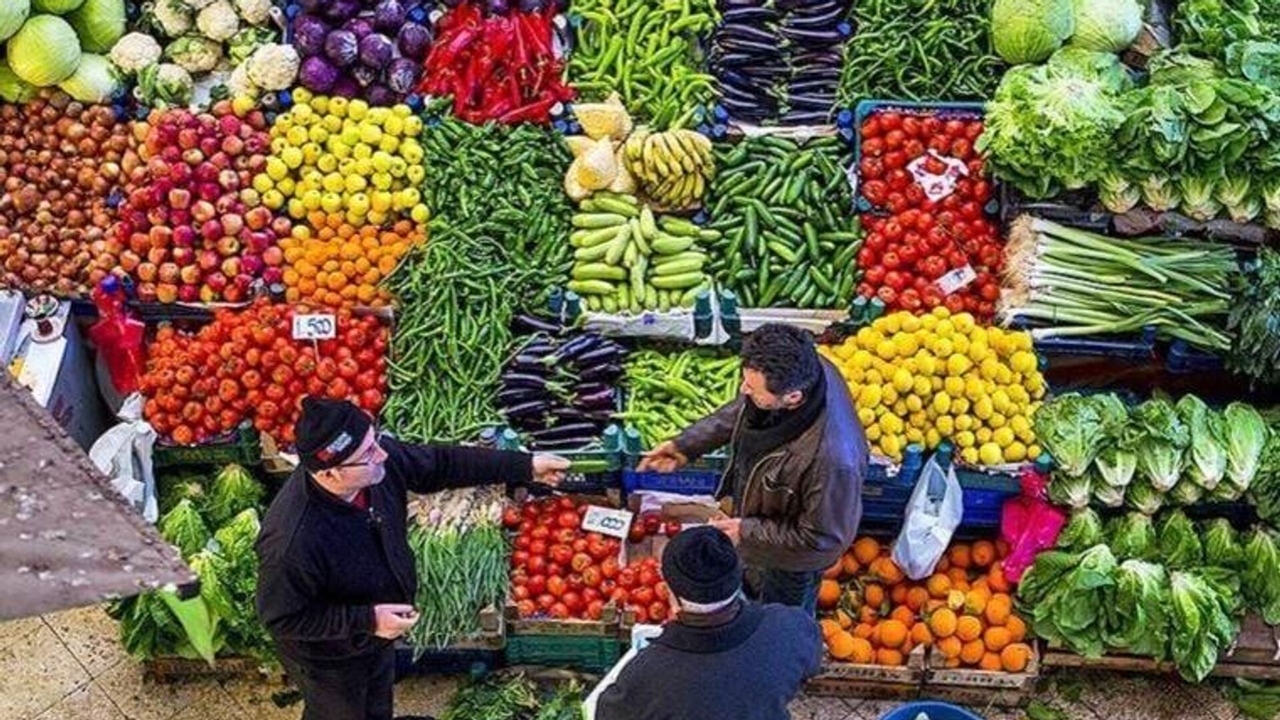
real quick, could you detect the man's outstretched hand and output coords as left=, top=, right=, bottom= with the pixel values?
left=636, top=441, right=688, bottom=473
left=532, top=454, right=571, bottom=486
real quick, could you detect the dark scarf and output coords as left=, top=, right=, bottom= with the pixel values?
left=730, top=369, right=827, bottom=499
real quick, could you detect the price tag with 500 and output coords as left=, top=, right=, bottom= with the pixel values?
left=292, top=313, right=336, bottom=340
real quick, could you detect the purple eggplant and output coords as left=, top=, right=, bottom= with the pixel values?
left=504, top=400, right=552, bottom=419
left=374, top=0, right=408, bottom=31
left=359, top=33, right=395, bottom=68
left=397, top=22, right=433, bottom=60
left=387, top=58, right=419, bottom=94
left=579, top=363, right=622, bottom=382
left=485, top=0, right=509, bottom=15
left=293, top=16, right=330, bottom=57
left=299, top=56, right=340, bottom=92
left=512, top=314, right=563, bottom=335
left=325, top=29, right=359, bottom=66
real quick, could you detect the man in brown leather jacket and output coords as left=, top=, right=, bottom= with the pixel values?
left=639, top=323, right=867, bottom=612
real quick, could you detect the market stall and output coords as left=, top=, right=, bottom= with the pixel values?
left=1, top=0, right=1280, bottom=715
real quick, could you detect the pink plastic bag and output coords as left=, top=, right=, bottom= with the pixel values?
left=999, top=464, right=1067, bottom=583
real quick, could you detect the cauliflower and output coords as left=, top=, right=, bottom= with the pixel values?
left=245, top=43, right=299, bottom=91
left=180, top=0, right=219, bottom=8
left=233, top=0, right=272, bottom=26
left=137, top=63, right=194, bottom=108
left=228, top=26, right=275, bottom=65
left=165, top=35, right=223, bottom=73
left=195, top=1, right=240, bottom=42
left=109, top=33, right=164, bottom=74
left=148, top=0, right=193, bottom=37
left=226, top=61, right=258, bottom=98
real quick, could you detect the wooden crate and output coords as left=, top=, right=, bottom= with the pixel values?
left=922, top=643, right=1040, bottom=708
left=805, top=646, right=925, bottom=700
left=143, top=656, right=272, bottom=683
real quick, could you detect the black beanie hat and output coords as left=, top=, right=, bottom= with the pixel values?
left=295, top=397, right=372, bottom=471
left=661, top=526, right=742, bottom=605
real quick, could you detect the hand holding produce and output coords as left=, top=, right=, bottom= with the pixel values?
left=821, top=308, right=1044, bottom=464
left=279, top=215, right=422, bottom=307
left=617, top=349, right=740, bottom=448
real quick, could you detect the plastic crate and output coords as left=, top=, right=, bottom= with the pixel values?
left=1027, top=325, right=1158, bottom=361
left=498, top=426, right=623, bottom=494
left=153, top=422, right=261, bottom=468
left=504, top=634, right=622, bottom=674
left=549, top=286, right=723, bottom=344
left=619, top=425, right=728, bottom=496
left=1166, top=339, right=1225, bottom=373
left=878, top=702, right=984, bottom=720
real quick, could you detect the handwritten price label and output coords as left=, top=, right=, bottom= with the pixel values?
left=292, top=313, right=336, bottom=340
left=581, top=505, right=634, bottom=540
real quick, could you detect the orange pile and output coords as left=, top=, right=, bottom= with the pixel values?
left=279, top=213, right=423, bottom=307
left=817, top=537, right=1033, bottom=673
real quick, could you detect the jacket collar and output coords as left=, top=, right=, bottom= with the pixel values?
left=654, top=600, right=766, bottom=654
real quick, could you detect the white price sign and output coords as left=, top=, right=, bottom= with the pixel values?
left=292, top=313, right=336, bottom=340
left=935, top=265, right=977, bottom=296
left=581, top=505, right=634, bottom=540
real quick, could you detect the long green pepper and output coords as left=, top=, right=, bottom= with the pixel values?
left=618, top=349, right=741, bottom=447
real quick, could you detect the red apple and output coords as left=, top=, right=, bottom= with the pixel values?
left=198, top=250, right=220, bottom=271
left=179, top=264, right=201, bottom=285
left=179, top=284, right=200, bottom=302
left=262, top=246, right=283, bottom=266
left=221, top=257, right=242, bottom=277
left=136, top=262, right=157, bottom=282
left=244, top=207, right=271, bottom=231
left=201, top=219, right=224, bottom=242
left=192, top=201, right=216, bottom=223
left=171, top=247, right=194, bottom=266
left=158, top=262, right=180, bottom=284
left=172, top=225, right=196, bottom=248
left=204, top=271, right=228, bottom=291
left=146, top=247, right=169, bottom=265
left=216, top=236, right=240, bottom=257
left=271, top=217, right=292, bottom=237
left=156, top=283, right=178, bottom=303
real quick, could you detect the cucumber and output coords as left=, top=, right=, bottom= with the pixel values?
left=568, top=279, right=617, bottom=295
left=572, top=263, right=627, bottom=281
left=650, top=272, right=705, bottom=289
left=653, top=258, right=706, bottom=276
left=650, top=234, right=696, bottom=255
left=572, top=213, right=629, bottom=229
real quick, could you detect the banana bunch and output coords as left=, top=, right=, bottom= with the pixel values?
left=567, top=192, right=721, bottom=314
left=623, top=128, right=714, bottom=211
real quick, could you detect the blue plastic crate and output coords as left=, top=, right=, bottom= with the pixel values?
left=1028, top=326, right=1158, bottom=361
left=1166, top=339, right=1225, bottom=373
left=878, top=701, right=985, bottom=720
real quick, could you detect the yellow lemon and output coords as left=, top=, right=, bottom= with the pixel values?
left=893, top=400, right=909, bottom=417
left=956, top=430, right=976, bottom=448
left=977, top=427, right=994, bottom=444
left=979, top=442, right=1004, bottom=466
left=880, top=434, right=902, bottom=459
left=866, top=424, right=882, bottom=442
left=993, top=427, right=1016, bottom=447
left=933, top=338, right=954, bottom=358
left=1004, top=442, right=1028, bottom=463
left=933, top=393, right=953, bottom=415
left=915, top=353, right=938, bottom=376
left=892, top=368, right=914, bottom=393
left=858, top=407, right=877, bottom=427
left=961, top=447, right=980, bottom=465
left=1010, top=351, right=1037, bottom=375
left=906, top=428, right=925, bottom=445
left=974, top=397, right=994, bottom=420
left=901, top=315, right=922, bottom=333
left=936, top=416, right=955, bottom=436
left=925, top=429, right=942, bottom=448
left=859, top=385, right=883, bottom=408
left=895, top=334, right=920, bottom=357
left=906, top=395, right=924, bottom=413
left=1028, top=444, right=1042, bottom=460
left=944, top=376, right=966, bottom=397
left=952, top=397, right=971, bottom=415
left=956, top=415, right=975, bottom=432
left=946, top=354, right=973, bottom=376
left=953, top=313, right=976, bottom=333
left=913, top=377, right=932, bottom=396
left=876, top=339, right=898, bottom=361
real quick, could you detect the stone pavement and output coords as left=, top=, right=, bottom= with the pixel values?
left=0, top=607, right=1249, bottom=720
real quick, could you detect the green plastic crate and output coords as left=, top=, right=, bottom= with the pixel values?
left=153, top=423, right=262, bottom=468
left=504, top=634, right=623, bottom=674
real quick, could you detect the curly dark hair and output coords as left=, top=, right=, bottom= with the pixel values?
left=741, top=323, right=821, bottom=396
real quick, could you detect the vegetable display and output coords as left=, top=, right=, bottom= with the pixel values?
left=616, top=349, right=741, bottom=449
left=418, top=2, right=573, bottom=125
left=140, top=301, right=388, bottom=446
left=381, top=116, right=571, bottom=443
left=989, top=0, right=1141, bottom=65
left=290, top=0, right=431, bottom=105
left=442, top=673, right=584, bottom=720
left=837, top=0, right=1002, bottom=105
left=821, top=308, right=1044, bottom=464
left=0, top=95, right=135, bottom=295
left=1000, top=217, right=1238, bottom=353
left=709, top=0, right=851, bottom=125
left=568, top=193, right=716, bottom=313
left=818, top=536, right=1034, bottom=673
left=116, top=102, right=287, bottom=303
left=407, top=487, right=509, bottom=652
left=705, top=134, right=860, bottom=309
left=855, top=110, right=1002, bottom=318
left=498, top=332, right=626, bottom=450
left=568, top=0, right=717, bottom=129
left=1228, top=248, right=1280, bottom=388
left=278, top=216, right=421, bottom=307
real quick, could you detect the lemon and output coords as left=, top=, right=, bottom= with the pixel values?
left=996, top=366, right=1014, bottom=386
left=906, top=395, right=924, bottom=413
left=992, top=389, right=1012, bottom=414
left=961, top=447, right=980, bottom=465
left=931, top=377, right=945, bottom=391
left=882, top=385, right=899, bottom=405
left=866, top=424, right=882, bottom=442
left=946, top=354, right=973, bottom=376
left=925, top=429, right=942, bottom=448
left=866, top=370, right=883, bottom=386
left=953, top=313, right=976, bottom=333
left=892, top=368, right=914, bottom=392
left=980, top=359, right=1001, bottom=381
left=894, top=334, right=920, bottom=357
left=1027, top=444, right=1042, bottom=460
left=876, top=339, right=898, bottom=360
left=909, top=411, right=929, bottom=429
left=956, top=430, right=976, bottom=448
left=976, top=427, right=993, bottom=444
left=915, top=353, right=937, bottom=376
left=879, top=414, right=904, bottom=435
left=932, top=338, right=954, bottom=358
left=978, top=442, right=1003, bottom=466
left=974, top=397, right=994, bottom=420
left=968, top=340, right=990, bottom=364
left=1004, top=441, right=1028, bottom=463
left=1010, top=351, right=1037, bottom=374
left=859, top=385, right=882, bottom=408
left=880, top=313, right=903, bottom=335
left=956, top=415, right=974, bottom=432
left=853, top=349, right=874, bottom=369
left=993, top=427, right=1015, bottom=447
left=931, top=307, right=950, bottom=319
left=901, top=315, right=922, bottom=333
left=933, top=393, right=952, bottom=415
left=913, top=376, right=932, bottom=396
left=893, top=400, right=908, bottom=417
left=936, top=319, right=954, bottom=337
left=952, top=397, right=970, bottom=415
left=858, top=407, right=876, bottom=426
left=879, top=434, right=902, bottom=459
left=942, top=376, right=964, bottom=397
left=855, top=327, right=879, bottom=348
left=921, top=314, right=939, bottom=331
left=906, top=428, right=925, bottom=445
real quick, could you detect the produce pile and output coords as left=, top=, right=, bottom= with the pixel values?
left=140, top=301, right=387, bottom=446
left=568, top=0, right=717, bottom=129
left=1035, top=392, right=1269, bottom=512
left=2, top=0, right=127, bottom=104
left=821, top=308, right=1044, bottom=464
left=109, top=464, right=271, bottom=663
left=1022, top=507, right=1280, bottom=681
left=441, top=674, right=583, bottom=720
left=418, top=1, right=573, bottom=125
left=1229, top=247, right=1280, bottom=388
left=705, top=134, right=861, bottom=309
left=855, top=109, right=1001, bottom=318
left=617, top=349, right=741, bottom=449
left=117, top=102, right=286, bottom=303
left=709, top=0, right=851, bottom=125
left=407, top=487, right=509, bottom=651
left=278, top=215, right=421, bottom=306
left=818, top=536, right=1034, bottom=673
left=0, top=95, right=135, bottom=294
left=291, top=0, right=430, bottom=105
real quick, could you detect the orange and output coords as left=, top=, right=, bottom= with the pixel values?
left=947, top=568, right=970, bottom=588
left=936, top=636, right=962, bottom=659
left=946, top=590, right=967, bottom=612
left=936, top=557, right=951, bottom=573
left=864, top=584, right=886, bottom=610
left=859, top=606, right=879, bottom=625
left=949, top=544, right=973, bottom=570
left=956, top=616, right=983, bottom=643
left=890, top=584, right=909, bottom=606
left=818, top=579, right=842, bottom=609
left=926, top=599, right=946, bottom=613
left=928, top=608, right=958, bottom=638
left=819, top=619, right=842, bottom=640
left=971, top=540, right=996, bottom=568
left=985, top=594, right=1013, bottom=626
left=979, top=652, right=1004, bottom=672
left=841, top=552, right=861, bottom=577
left=972, top=577, right=990, bottom=594
left=906, top=586, right=930, bottom=612
left=1006, top=616, right=1027, bottom=643
left=879, top=619, right=908, bottom=649
left=964, top=590, right=989, bottom=616
left=960, top=639, right=985, bottom=665
left=876, top=648, right=905, bottom=666
left=835, top=608, right=854, bottom=630
left=984, top=626, right=1013, bottom=653
left=889, top=606, right=915, bottom=627
left=926, top=574, right=952, bottom=599
left=853, top=623, right=875, bottom=640
left=996, top=538, right=1011, bottom=559
left=1001, top=643, right=1032, bottom=673
left=872, top=557, right=905, bottom=586
left=853, top=537, right=881, bottom=565
left=988, top=562, right=1011, bottom=593
left=910, top=622, right=934, bottom=647
left=850, top=637, right=875, bottom=664
left=827, top=630, right=856, bottom=660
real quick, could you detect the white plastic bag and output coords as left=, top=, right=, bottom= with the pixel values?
left=892, top=453, right=963, bottom=580
left=88, top=393, right=159, bottom=523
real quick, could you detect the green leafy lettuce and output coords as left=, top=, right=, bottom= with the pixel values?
left=205, top=464, right=263, bottom=528
left=1107, top=512, right=1158, bottom=561
left=1202, top=518, right=1245, bottom=569
left=1177, top=395, right=1230, bottom=491
left=1126, top=476, right=1166, bottom=515
left=1033, top=393, right=1112, bottom=477
left=1242, top=529, right=1280, bottom=625
left=1104, top=559, right=1169, bottom=659
left=1028, top=545, right=1118, bottom=657
left=1058, top=508, right=1105, bottom=552
left=1158, top=511, right=1205, bottom=570
left=1170, top=569, right=1240, bottom=682
left=158, top=499, right=210, bottom=559
left=1132, top=399, right=1190, bottom=492
left=1225, top=402, right=1269, bottom=492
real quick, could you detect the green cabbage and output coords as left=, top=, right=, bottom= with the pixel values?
left=1132, top=399, right=1189, bottom=492
left=32, top=0, right=84, bottom=14
left=158, top=499, right=211, bottom=559
left=1069, top=0, right=1142, bottom=53
left=1104, top=560, right=1169, bottom=658
left=1203, top=518, right=1244, bottom=570
left=1243, top=529, right=1280, bottom=624
left=1170, top=569, right=1239, bottom=682
left=1177, top=395, right=1229, bottom=490
left=58, top=52, right=120, bottom=101
left=1033, top=393, right=1111, bottom=477
left=1158, top=511, right=1204, bottom=570
left=991, top=0, right=1075, bottom=64
left=0, top=0, right=29, bottom=41
left=1225, top=402, right=1269, bottom=491
left=205, top=463, right=263, bottom=528
left=1107, top=512, right=1157, bottom=560
left=0, top=60, right=36, bottom=102
left=7, top=14, right=82, bottom=86
left=67, top=0, right=124, bottom=53
left=1058, top=508, right=1105, bottom=551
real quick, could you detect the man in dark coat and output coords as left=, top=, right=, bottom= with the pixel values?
left=588, top=526, right=823, bottom=720
left=255, top=397, right=568, bottom=720
left=639, top=323, right=867, bottom=612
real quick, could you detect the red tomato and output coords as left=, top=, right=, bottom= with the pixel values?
left=554, top=528, right=578, bottom=545
left=512, top=585, right=531, bottom=601
left=537, top=593, right=556, bottom=611
left=655, top=581, right=670, bottom=601
left=557, top=510, right=580, bottom=529
left=571, top=553, right=594, bottom=573
left=862, top=137, right=884, bottom=157
left=516, top=599, right=536, bottom=618
left=558, top=497, right=577, bottom=512
left=862, top=116, right=882, bottom=137
left=648, top=602, right=668, bottom=623
left=879, top=112, right=902, bottom=131
left=528, top=539, right=547, bottom=557
left=641, top=513, right=661, bottom=536
left=582, top=566, right=603, bottom=588
left=600, top=556, right=620, bottom=580
left=531, top=526, right=551, bottom=541
left=547, top=576, right=567, bottom=598
left=663, top=521, right=682, bottom=538
left=631, top=587, right=655, bottom=606
left=549, top=544, right=574, bottom=566
left=511, top=550, right=530, bottom=569
left=572, top=538, right=589, bottom=554
left=587, top=539, right=612, bottom=561
left=527, top=555, right=547, bottom=575
left=549, top=603, right=570, bottom=619
left=586, top=600, right=605, bottom=620
left=610, top=588, right=630, bottom=605
left=562, top=591, right=584, bottom=614
left=633, top=607, right=650, bottom=624
left=617, top=568, right=637, bottom=589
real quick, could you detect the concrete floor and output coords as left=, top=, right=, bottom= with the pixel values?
left=0, top=607, right=1249, bottom=720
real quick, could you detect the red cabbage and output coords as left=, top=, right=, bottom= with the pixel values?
left=486, top=0, right=509, bottom=15
left=352, top=64, right=379, bottom=86
left=397, top=23, right=432, bottom=60
left=358, top=33, right=395, bottom=68
left=297, top=0, right=325, bottom=11
left=323, top=0, right=362, bottom=21
left=293, top=16, right=330, bottom=58
left=332, top=76, right=361, bottom=98
left=344, top=18, right=374, bottom=38
left=300, top=56, right=339, bottom=93
left=373, top=0, right=407, bottom=32
left=387, top=58, right=418, bottom=93
left=367, top=84, right=397, bottom=105
left=325, top=29, right=359, bottom=67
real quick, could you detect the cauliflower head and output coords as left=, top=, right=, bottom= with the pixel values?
left=137, top=62, right=194, bottom=108
left=149, top=0, right=193, bottom=37
left=226, top=61, right=258, bottom=98
left=245, top=43, right=299, bottom=91
left=196, top=1, right=240, bottom=42
left=233, top=0, right=272, bottom=26
left=166, top=35, right=223, bottom=73
left=180, top=0, right=219, bottom=8
left=109, top=33, right=164, bottom=74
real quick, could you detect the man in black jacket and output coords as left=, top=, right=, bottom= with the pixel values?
left=256, top=397, right=569, bottom=720
left=588, top=526, right=823, bottom=720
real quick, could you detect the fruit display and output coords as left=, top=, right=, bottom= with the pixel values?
left=820, top=308, right=1045, bottom=464
left=115, top=102, right=287, bottom=303
left=290, top=0, right=431, bottom=106
left=278, top=214, right=421, bottom=307
left=568, top=193, right=717, bottom=314
left=0, top=94, right=136, bottom=294
left=621, top=127, right=714, bottom=211
left=818, top=536, right=1033, bottom=673
left=253, top=88, right=428, bottom=225
left=139, top=300, right=387, bottom=446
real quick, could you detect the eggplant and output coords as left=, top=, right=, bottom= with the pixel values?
left=574, top=382, right=612, bottom=397
left=576, top=346, right=625, bottom=369
left=497, top=386, right=546, bottom=406
left=783, top=109, right=835, bottom=124
left=574, top=387, right=616, bottom=406
left=716, top=37, right=787, bottom=55
left=780, top=26, right=847, bottom=45
left=504, top=400, right=553, bottom=419
left=513, top=351, right=554, bottom=366
left=552, top=333, right=609, bottom=363
left=579, top=363, right=624, bottom=383
left=788, top=93, right=837, bottom=111
left=501, top=372, right=557, bottom=390
left=513, top=313, right=563, bottom=334
left=721, top=6, right=779, bottom=23
left=784, top=10, right=847, bottom=31
left=716, top=23, right=779, bottom=44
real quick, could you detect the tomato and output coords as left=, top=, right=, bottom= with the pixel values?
left=944, top=294, right=967, bottom=314
left=512, top=585, right=530, bottom=601
left=610, top=588, right=629, bottom=605
left=881, top=252, right=901, bottom=271
left=862, top=137, right=884, bottom=157
left=861, top=116, right=882, bottom=137
left=966, top=121, right=984, bottom=141
left=663, top=521, right=682, bottom=538
left=899, top=289, right=923, bottom=311
left=529, top=538, right=548, bottom=556
left=628, top=524, right=648, bottom=543
left=648, top=602, right=668, bottom=623
left=547, top=563, right=565, bottom=579
left=904, top=139, right=925, bottom=159
left=516, top=599, right=536, bottom=618
left=641, top=513, right=661, bottom=536
left=876, top=286, right=898, bottom=305
left=536, top=594, right=555, bottom=611
left=554, top=528, right=578, bottom=545
left=600, top=556, right=620, bottom=579
left=655, top=581, right=669, bottom=602
left=884, top=150, right=907, bottom=171
left=571, top=553, right=593, bottom=573
left=630, top=587, right=655, bottom=606
left=527, top=574, right=547, bottom=595
left=617, top=568, right=637, bottom=589
left=637, top=567, right=660, bottom=588
left=572, top=538, right=589, bottom=554
left=979, top=281, right=1000, bottom=302
left=632, top=607, right=649, bottom=624
left=503, top=507, right=521, bottom=528
left=587, top=538, right=612, bottom=561
left=511, top=550, right=530, bottom=569
left=549, top=544, right=574, bottom=566
left=861, top=179, right=887, bottom=205
left=562, top=591, right=584, bottom=614
left=558, top=497, right=577, bottom=512
left=531, top=525, right=551, bottom=541
left=901, top=117, right=921, bottom=138
left=879, top=112, right=902, bottom=131
left=527, top=555, right=547, bottom=575
left=944, top=119, right=966, bottom=138
left=864, top=266, right=886, bottom=286
left=556, top=510, right=580, bottom=529
left=884, top=130, right=906, bottom=151
left=547, top=576, right=567, bottom=598
left=586, top=600, right=604, bottom=620
left=582, top=566, right=603, bottom=588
